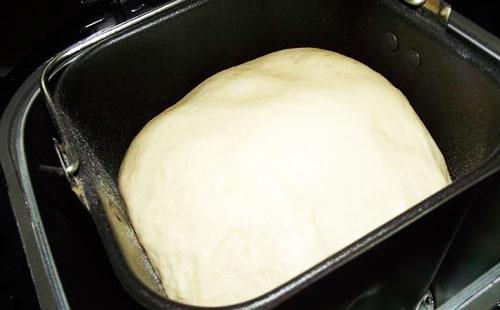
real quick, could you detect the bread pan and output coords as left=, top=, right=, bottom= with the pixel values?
left=11, top=0, right=500, bottom=308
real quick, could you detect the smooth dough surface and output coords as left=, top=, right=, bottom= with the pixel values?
left=119, top=48, right=451, bottom=306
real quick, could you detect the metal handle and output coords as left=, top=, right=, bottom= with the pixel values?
left=401, top=0, right=451, bottom=25
left=402, top=0, right=426, bottom=6
left=448, top=10, right=500, bottom=62
left=39, top=0, right=189, bottom=120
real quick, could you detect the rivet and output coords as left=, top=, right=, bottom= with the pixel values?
left=402, top=0, right=426, bottom=7
left=383, top=32, right=399, bottom=52
left=424, top=295, right=435, bottom=307
left=416, top=291, right=435, bottom=310
left=406, top=49, right=421, bottom=68
left=65, top=161, right=80, bottom=175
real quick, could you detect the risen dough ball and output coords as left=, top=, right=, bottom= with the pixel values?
left=119, top=48, right=451, bottom=306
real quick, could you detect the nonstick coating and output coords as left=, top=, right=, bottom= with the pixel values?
left=47, top=0, right=500, bottom=308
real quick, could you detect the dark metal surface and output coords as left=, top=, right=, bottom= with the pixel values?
left=0, top=170, right=39, bottom=310
left=1, top=0, right=500, bottom=309
left=439, top=258, right=500, bottom=309
left=432, top=170, right=500, bottom=307
left=0, top=67, right=69, bottom=309
left=45, top=0, right=500, bottom=308
left=0, top=68, right=147, bottom=309
left=448, top=11, right=500, bottom=62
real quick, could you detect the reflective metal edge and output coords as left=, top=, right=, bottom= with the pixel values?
left=438, top=261, right=500, bottom=309
left=447, top=10, right=500, bottom=62
left=40, top=0, right=190, bottom=124
left=29, top=0, right=500, bottom=308
left=0, top=67, right=69, bottom=310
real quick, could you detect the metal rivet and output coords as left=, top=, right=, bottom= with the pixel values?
left=424, top=295, right=435, bottom=307
left=406, top=49, right=421, bottom=68
left=416, top=291, right=435, bottom=310
left=65, top=161, right=80, bottom=175
left=402, top=0, right=426, bottom=7
left=383, top=32, right=399, bottom=51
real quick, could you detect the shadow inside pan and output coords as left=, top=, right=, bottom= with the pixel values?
left=48, top=0, right=500, bottom=308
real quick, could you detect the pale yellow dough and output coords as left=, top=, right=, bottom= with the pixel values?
left=118, top=48, right=451, bottom=306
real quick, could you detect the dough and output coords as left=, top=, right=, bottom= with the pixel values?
left=118, top=48, right=451, bottom=306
